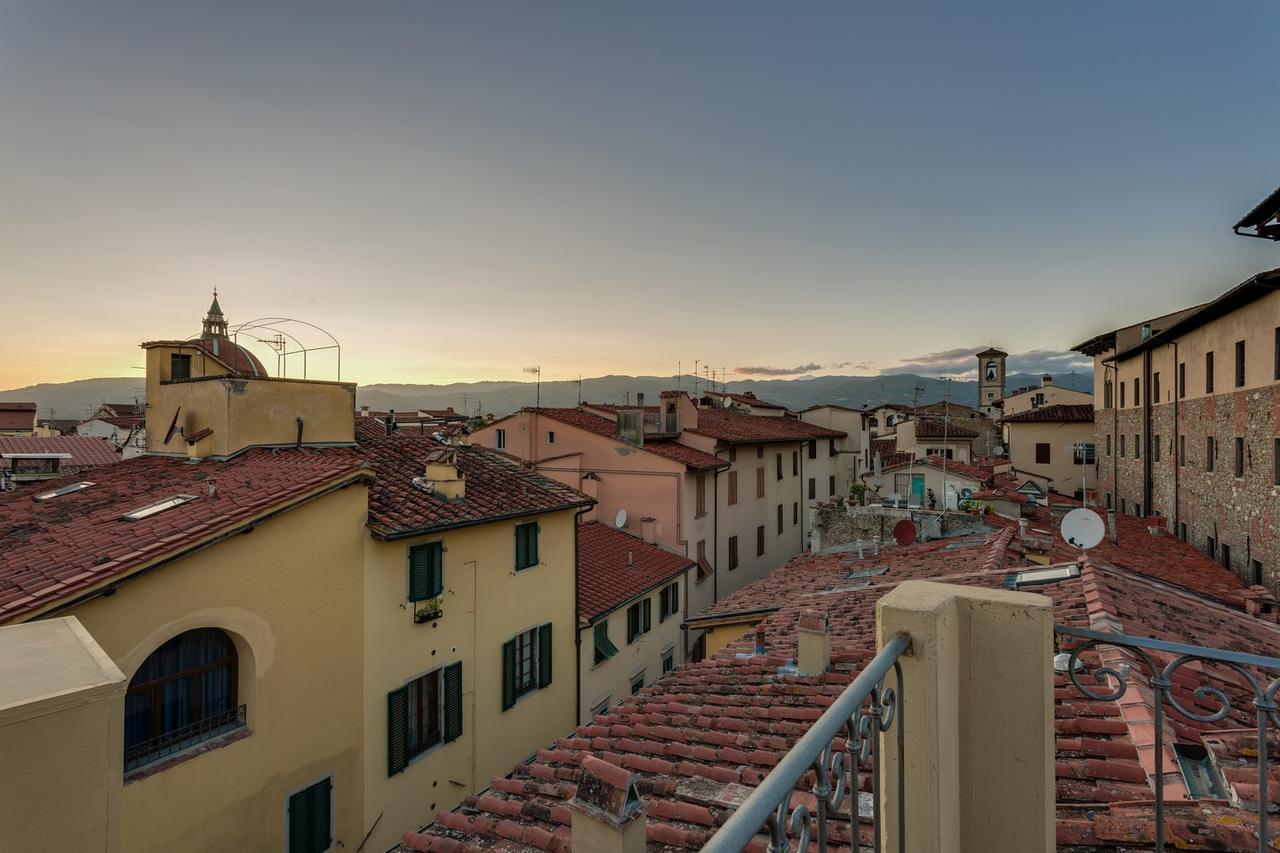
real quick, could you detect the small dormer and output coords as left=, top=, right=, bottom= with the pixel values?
left=416, top=448, right=466, bottom=500
left=659, top=391, right=696, bottom=435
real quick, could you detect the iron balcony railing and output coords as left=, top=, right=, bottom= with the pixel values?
left=1055, top=625, right=1280, bottom=853
left=124, top=704, right=247, bottom=772
left=703, top=632, right=911, bottom=853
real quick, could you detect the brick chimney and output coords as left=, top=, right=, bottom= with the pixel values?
left=796, top=608, right=830, bottom=675
left=570, top=756, right=646, bottom=853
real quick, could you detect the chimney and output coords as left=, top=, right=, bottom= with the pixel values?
left=796, top=608, right=830, bottom=675
left=418, top=448, right=466, bottom=500
left=639, top=517, right=656, bottom=543
left=636, top=392, right=644, bottom=408
left=1106, top=509, right=1118, bottom=544
left=385, top=410, right=396, bottom=436
left=1041, top=374, right=1053, bottom=387
left=627, top=549, right=633, bottom=567
left=360, top=405, right=370, bottom=418
left=570, top=756, right=646, bottom=853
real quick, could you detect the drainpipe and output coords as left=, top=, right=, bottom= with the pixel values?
left=1173, top=340, right=1180, bottom=536
left=1142, top=348, right=1152, bottom=514
left=1107, top=361, right=1118, bottom=510
left=712, top=465, right=720, bottom=604
left=573, top=503, right=593, bottom=727
left=798, top=441, right=805, bottom=553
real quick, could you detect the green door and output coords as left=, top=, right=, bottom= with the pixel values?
left=910, top=475, right=925, bottom=507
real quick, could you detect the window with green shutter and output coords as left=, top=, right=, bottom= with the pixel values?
left=593, top=620, right=618, bottom=665
left=515, top=523, right=539, bottom=571
left=502, top=625, right=549, bottom=710
left=287, top=776, right=332, bottom=853
left=387, top=685, right=409, bottom=775
left=443, top=662, right=462, bottom=743
left=387, top=664, right=461, bottom=776
left=538, top=622, right=553, bottom=688
left=659, top=582, right=679, bottom=622
left=408, top=542, right=444, bottom=602
left=642, top=598, right=651, bottom=633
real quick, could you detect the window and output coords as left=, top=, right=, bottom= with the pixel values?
left=170, top=353, right=192, bottom=381
left=1032, top=392, right=1045, bottom=408
left=1133, top=378, right=1140, bottom=407
left=728, top=535, right=739, bottom=570
left=829, top=474, right=836, bottom=496
left=756, top=446, right=764, bottom=459
left=1120, top=382, right=1125, bottom=408
left=808, top=477, right=816, bottom=500
left=792, top=501, right=799, bottom=525
left=501, top=624, right=551, bottom=710
left=122, top=494, right=198, bottom=521
left=546, top=431, right=555, bottom=445
left=1207, top=537, right=1217, bottom=560
left=124, top=628, right=241, bottom=772
left=1133, top=434, right=1140, bottom=460
left=514, top=522, right=539, bottom=570
left=1275, top=438, right=1280, bottom=486
left=776, top=503, right=783, bottom=535
left=1119, top=434, right=1125, bottom=457
left=1153, top=435, right=1161, bottom=463
left=630, top=672, right=645, bottom=695
left=1235, top=437, right=1245, bottom=478
left=1035, top=443, right=1050, bottom=464
left=756, top=525, right=765, bottom=556
left=1153, top=372, right=1161, bottom=403
left=1105, top=434, right=1112, bottom=456
left=1205, top=351, right=1214, bottom=394
left=591, top=696, right=613, bottom=717
left=1134, top=503, right=1142, bottom=517
left=1073, top=443, right=1096, bottom=465
left=1120, top=498, right=1126, bottom=514
left=287, top=776, right=332, bottom=853
left=776, top=453, right=783, bottom=481
left=1178, top=362, right=1186, bottom=398
left=1236, top=340, right=1246, bottom=388
left=1276, top=328, right=1280, bottom=380
left=408, top=542, right=444, bottom=604
left=828, top=438, right=837, bottom=457
left=695, top=474, right=707, bottom=518
left=727, top=470, right=738, bottom=505
left=1220, top=542, right=1232, bottom=569
left=1103, top=380, right=1113, bottom=409
left=387, top=663, right=462, bottom=775
left=1179, top=434, right=1186, bottom=466
left=1105, top=492, right=1112, bottom=509
left=1206, top=436, right=1215, bottom=472
left=593, top=621, right=618, bottom=665
left=659, top=582, right=679, bottom=621
left=626, top=599, right=651, bottom=643
left=792, top=451, right=799, bottom=476
left=756, top=466, right=765, bottom=498
left=661, top=648, right=675, bottom=674
left=1179, top=522, right=1187, bottom=542
left=495, top=429, right=505, bottom=450
left=1253, top=560, right=1264, bottom=586
left=33, top=481, right=95, bottom=501
left=808, top=440, right=817, bottom=460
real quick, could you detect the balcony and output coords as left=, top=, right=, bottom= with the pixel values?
left=703, top=581, right=1280, bottom=852
left=124, top=704, right=246, bottom=772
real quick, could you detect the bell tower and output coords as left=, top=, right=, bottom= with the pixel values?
left=976, top=347, right=1007, bottom=418
left=202, top=290, right=228, bottom=338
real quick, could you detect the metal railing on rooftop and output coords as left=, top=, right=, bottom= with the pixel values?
left=124, top=704, right=246, bottom=772
left=703, top=632, right=911, bottom=853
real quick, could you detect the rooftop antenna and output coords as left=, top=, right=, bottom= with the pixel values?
left=577, top=375, right=583, bottom=405
left=905, top=384, right=926, bottom=508
left=677, top=361, right=682, bottom=393
left=694, top=360, right=700, bottom=397
left=523, top=366, right=541, bottom=407
left=941, top=378, right=951, bottom=510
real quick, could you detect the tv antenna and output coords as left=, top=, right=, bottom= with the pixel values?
left=523, top=366, right=542, bottom=407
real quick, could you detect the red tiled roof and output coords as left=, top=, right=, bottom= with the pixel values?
left=878, top=455, right=993, bottom=484
left=578, top=522, right=695, bottom=621
left=91, top=416, right=144, bottom=430
left=0, top=402, right=37, bottom=432
left=800, top=403, right=865, bottom=414
left=870, top=437, right=896, bottom=455
left=1002, top=404, right=1095, bottom=424
left=100, top=402, right=142, bottom=416
left=37, top=418, right=81, bottom=435
left=0, top=436, right=122, bottom=467
left=400, top=518, right=1280, bottom=852
left=705, top=391, right=788, bottom=410
left=0, top=449, right=370, bottom=622
left=522, top=409, right=727, bottom=470
left=141, top=337, right=266, bottom=378
left=688, top=408, right=844, bottom=444
left=361, top=434, right=594, bottom=539
left=910, top=418, right=978, bottom=439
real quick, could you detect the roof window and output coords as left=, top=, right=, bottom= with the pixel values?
left=843, top=566, right=889, bottom=581
left=122, top=494, right=198, bottom=521
left=1173, top=743, right=1228, bottom=800
left=33, top=481, right=95, bottom=501
left=1013, top=565, right=1080, bottom=587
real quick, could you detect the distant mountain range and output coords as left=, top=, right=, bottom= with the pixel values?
left=0, top=372, right=1092, bottom=421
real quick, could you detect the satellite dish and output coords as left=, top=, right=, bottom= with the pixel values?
left=1061, top=507, right=1105, bottom=551
left=614, top=509, right=628, bottom=529
left=993, top=445, right=1005, bottom=457
left=892, top=519, right=917, bottom=546
left=163, top=407, right=182, bottom=445
left=959, top=487, right=974, bottom=500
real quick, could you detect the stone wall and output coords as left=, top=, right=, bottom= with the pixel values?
left=811, top=503, right=990, bottom=553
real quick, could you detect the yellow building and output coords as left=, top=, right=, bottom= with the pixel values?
left=0, top=297, right=592, bottom=853
left=1002, top=404, right=1096, bottom=497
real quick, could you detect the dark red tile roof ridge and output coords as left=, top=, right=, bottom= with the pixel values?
left=578, top=521, right=695, bottom=620
left=1002, top=404, right=1095, bottom=423
left=493, top=407, right=727, bottom=470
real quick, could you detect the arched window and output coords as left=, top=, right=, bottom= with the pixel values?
left=124, top=628, right=242, bottom=770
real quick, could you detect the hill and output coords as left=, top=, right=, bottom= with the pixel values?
left=1, top=372, right=1091, bottom=420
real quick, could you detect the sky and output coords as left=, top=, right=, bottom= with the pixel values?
left=3, top=2, right=1280, bottom=390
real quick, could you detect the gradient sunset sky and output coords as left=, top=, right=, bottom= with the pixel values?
left=3, top=2, right=1279, bottom=390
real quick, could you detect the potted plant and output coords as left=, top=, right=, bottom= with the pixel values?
left=849, top=482, right=866, bottom=506
left=414, top=596, right=443, bottom=623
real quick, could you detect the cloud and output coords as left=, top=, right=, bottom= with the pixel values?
left=881, top=347, right=1092, bottom=378
left=735, top=363, right=824, bottom=376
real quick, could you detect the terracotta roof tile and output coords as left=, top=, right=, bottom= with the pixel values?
left=0, top=435, right=121, bottom=466
left=523, top=409, right=727, bottom=470
left=1003, top=404, right=1096, bottom=424
left=688, top=408, right=844, bottom=444
left=578, top=522, right=694, bottom=620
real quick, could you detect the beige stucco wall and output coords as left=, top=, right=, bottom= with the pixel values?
left=1001, top=384, right=1092, bottom=417
left=872, top=464, right=984, bottom=509
left=578, top=570, right=690, bottom=720
left=1006, top=420, right=1095, bottom=494
left=702, top=619, right=759, bottom=657
left=360, top=509, right=579, bottom=850
left=893, top=420, right=973, bottom=463
left=42, top=484, right=370, bottom=853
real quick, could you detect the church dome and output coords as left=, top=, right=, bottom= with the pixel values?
left=197, top=292, right=267, bottom=378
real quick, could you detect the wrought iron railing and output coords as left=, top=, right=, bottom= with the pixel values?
left=703, top=632, right=911, bottom=852
left=1055, top=625, right=1280, bottom=853
left=124, top=704, right=246, bottom=772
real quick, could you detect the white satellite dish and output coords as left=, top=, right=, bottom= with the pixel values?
left=993, top=445, right=1005, bottom=457
left=1060, top=507, right=1105, bottom=551
left=614, top=509, right=628, bottom=529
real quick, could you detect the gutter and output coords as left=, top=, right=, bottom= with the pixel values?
left=682, top=604, right=782, bottom=630
left=369, top=498, right=596, bottom=541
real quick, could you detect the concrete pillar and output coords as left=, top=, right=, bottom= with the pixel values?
left=795, top=608, right=830, bottom=675
left=876, top=580, right=1054, bottom=853
left=570, top=755, right=646, bottom=853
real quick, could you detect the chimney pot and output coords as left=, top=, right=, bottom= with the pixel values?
left=570, top=756, right=646, bottom=853
left=636, top=392, right=644, bottom=407
left=627, top=549, right=633, bottom=566
left=796, top=608, right=830, bottom=675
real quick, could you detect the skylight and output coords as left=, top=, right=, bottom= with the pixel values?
left=121, top=494, right=198, bottom=521
left=1013, top=565, right=1080, bottom=587
left=32, top=481, right=95, bottom=501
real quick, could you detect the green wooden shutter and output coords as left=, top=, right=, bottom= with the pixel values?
left=529, top=524, right=539, bottom=566
left=501, top=638, right=517, bottom=710
left=642, top=599, right=651, bottom=633
left=671, top=583, right=678, bottom=614
left=408, top=543, right=441, bottom=602
left=387, top=686, right=409, bottom=775
left=538, top=623, right=553, bottom=688
left=627, top=604, right=638, bottom=643
left=288, top=777, right=331, bottom=853
left=443, top=662, right=462, bottom=743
